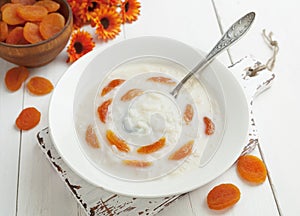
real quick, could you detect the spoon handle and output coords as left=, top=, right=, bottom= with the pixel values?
left=171, top=12, right=255, bottom=98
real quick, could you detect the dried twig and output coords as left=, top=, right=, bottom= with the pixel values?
left=247, top=29, right=279, bottom=76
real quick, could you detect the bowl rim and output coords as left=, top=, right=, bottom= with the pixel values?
left=0, top=0, right=73, bottom=48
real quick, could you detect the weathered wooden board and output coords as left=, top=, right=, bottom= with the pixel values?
left=36, top=55, right=274, bottom=215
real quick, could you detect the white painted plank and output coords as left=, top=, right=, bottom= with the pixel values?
left=156, top=195, right=193, bottom=216
left=214, top=0, right=300, bottom=215
left=124, top=0, right=231, bottom=66
left=189, top=149, right=279, bottom=216
left=16, top=53, right=78, bottom=216
left=0, top=60, right=23, bottom=216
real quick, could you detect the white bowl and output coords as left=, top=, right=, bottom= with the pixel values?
left=49, top=36, right=249, bottom=197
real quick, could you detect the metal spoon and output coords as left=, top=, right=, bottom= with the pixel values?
left=123, top=12, right=255, bottom=132
left=170, top=12, right=255, bottom=98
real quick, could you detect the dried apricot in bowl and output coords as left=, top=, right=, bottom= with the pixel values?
left=2, top=3, right=25, bottom=25
left=23, top=22, right=44, bottom=44
left=97, top=98, right=112, bottom=123
left=203, top=116, right=215, bottom=135
left=16, top=5, right=48, bottom=22
left=168, top=140, right=194, bottom=160
left=39, top=12, right=65, bottom=39
left=137, top=137, right=166, bottom=154
left=207, top=183, right=241, bottom=210
left=0, top=21, right=8, bottom=42
left=5, top=66, right=29, bottom=91
left=85, top=125, right=100, bottom=149
left=101, top=79, right=125, bottom=96
left=106, top=130, right=130, bottom=152
left=15, top=107, right=41, bottom=130
left=6, top=26, right=28, bottom=45
left=34, top=0, right=60, bottom=12
left=237, top=154, right=267, bottom=184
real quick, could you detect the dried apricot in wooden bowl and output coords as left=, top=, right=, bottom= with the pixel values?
left=207, top=183, right=241, bottom=210
left=237, top=154, right=267, bottom=184
left=0, top=0, right=73, bottom=67
left=15, top=107, right=41, bottom=130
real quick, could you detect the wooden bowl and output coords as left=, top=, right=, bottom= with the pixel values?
left=0, top=0, right=73, bottom=67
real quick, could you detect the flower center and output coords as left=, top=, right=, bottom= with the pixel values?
left=88, top=2, right=98, bottom=12
left=74, top=42, right=83, bottom=54
left=125, top=2, right=129, bottom=12
left=100, top=17, right=110, bottom=29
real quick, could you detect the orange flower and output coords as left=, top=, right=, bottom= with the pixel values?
left=99, top=0, right=121, bottom=6
left=68, top=0, right=103, bottom=29
left=92, top=6, right=121, bottom=41
left=67, top=30, right=95, bottom=63
left=121, top=0, right=140, bottom=23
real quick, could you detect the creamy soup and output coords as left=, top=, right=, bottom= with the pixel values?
left=75, top=57, right=215, bottom=181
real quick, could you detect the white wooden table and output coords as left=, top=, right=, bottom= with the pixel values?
left=1, top=0, right=299, bottom=215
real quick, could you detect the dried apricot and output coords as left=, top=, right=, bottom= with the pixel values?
left=12, top=0, right=37, bottom=5
left=15, top=107, right=41, bottom=130
left=2, top=3, right=25, bottom=25
left=17, top=5, right=48, bottom=22
left=203, top=116, right=215, bottom=135
left=168, top=140, right=194, bottom=160
left=0, top=21, right=9, bottom=42
left=39, top=12, right=65, bottom=39
left=97, top=98, right=112, bottom=123
left=6, top=26, right=29, bottom=45
left=120, top=88, right=143, bottom=101
left=27, top=76, right=54, bottom=95
left=23, top=22, right=43, bottom=44
left=101, top=79, right=125, bottom=96
left=34, top=0, right=60, bottom=12
left=85, top=125, right=100, bottom=148
left=237, top=155, right=267, bottom=184
left=123, top=160, right=152, bottom=167
left=147, top=76, right=176, bottom=85
left=1, top=3, right=12, bottom=12
left=5, top=66, right=29, bottom=91
left=106, top=130, right=130, bottom=152
left=207, top=183, right=240, bottom=210
left=183, top=104, right=193, bottom=125
left=137, top=137, right=166, bottom=154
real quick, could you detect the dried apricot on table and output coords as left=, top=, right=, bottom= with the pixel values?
left=15, top=107, right=41, bottom=130
left=39, top=12, right=65, bottom=39
left=123, top=160, right=152, bottom=168
left=121, top=88, right=143, bottom=101
left=0, top=21, right=9, bottom=42
left=34, top=0, right=60, bottom=12
left=6, top=26, right=28, bottom=45
left=85, top=125, right=100, bottom=148
left=5, top=66, right=29, bottom=91
left=23, top=22, right=43, bottom=44
left=97, top=98, right=112, bottom=123
left=237, top=154, right=267, bottom=184
left=2, top=3, right=25, bottom=25
left=207, top=183, right=241, bottom=210
left=17, top=5, right=48, bottom=22
left=203, top=116, right=215, bottom=135
left=106, top=130, right=130, bottom=152
left=101, top=79, right=125, bottom=96
left=183, top=104, right=194, bottom=125
left=12, top=0, right=37, bottom=5
left=27, top=76, right=54, bottom=95
left=168, top=140, right=194, bottom=160
left=147, top=76, right=176, bottom=85
left=137, top=137, right=166, bottom=154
